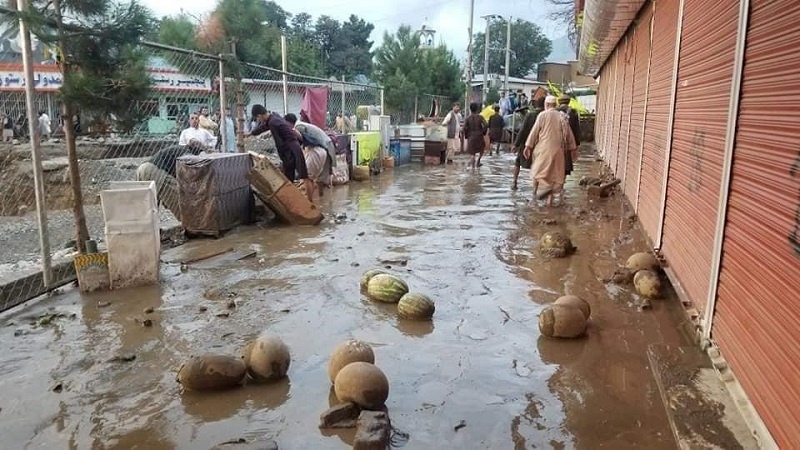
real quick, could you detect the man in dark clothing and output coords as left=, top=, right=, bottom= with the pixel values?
left=488, top=105, right=505, bottom=156
left=557, top=95, right=581, bottom=176
left=247, top=104, right=309, bottom=184
left=511, top=98, right=545, bottom=190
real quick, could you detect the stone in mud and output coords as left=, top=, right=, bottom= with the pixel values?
left=353, top=410, right=391, bottom=450
left=328, top=340, right=375, bottom=383
left=538, top=304, right=587, bottom=339
left=212, top=438, right=279, bottom=450
left=609, top=268, right=635, bottom=285
left=634, top=270, right=662, bottom=299
left=319, top=402, right=361, bottom=429
left=176, top=354, right=247, bottom=391
left=554, top=295, right=591, bottom=320
left=626, top=252, right=659, bottom=272
left=334, top=362, right=389, bottom=410
left=243, top=334, right=291, bottom=382
left=539, top=231, right=576, bottom=258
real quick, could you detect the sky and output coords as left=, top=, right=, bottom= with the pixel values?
left=140, top=0, right=569, bottom=62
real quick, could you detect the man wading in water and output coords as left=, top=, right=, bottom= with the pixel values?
left=511, top=97, right=545, bottom=190
left=463, top=102, right=488, bottom=169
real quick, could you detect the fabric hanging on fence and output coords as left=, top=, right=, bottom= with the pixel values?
left=301, top=87, right=329, bottom=131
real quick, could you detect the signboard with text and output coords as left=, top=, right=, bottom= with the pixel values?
left=0, top=67, right=211, bottom=93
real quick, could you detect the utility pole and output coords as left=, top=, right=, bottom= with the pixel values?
left=504, top=16, right=512, bottom=94
left=482, top=16, right=491, bottom=105
left=17, top=0, right=52, bottom=285
left=465, top=0, right=475, bottom=106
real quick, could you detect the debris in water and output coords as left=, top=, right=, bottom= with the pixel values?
left=357, top=231, right=365, bottom=236
left=142, top=319, right=154, bottom=327
left=454, top=420, right=467, bottom=431
left=216, top=312, right=230, bottom=318
left=319, top=402, right=361, bottom=429
left=280, top=309, right=290, bottom=313
left=143, top=307, right=154, bottom=314
left=199, top=306, right=208, bottom=313
left=640, top=298, right=652, bottom=310
left=351, top=262, right=360, bottom=267
left=499, top=307, right=512, bottom=324
left=226, top=300, right=236, bottom=309
left=52, top=382, right=63, bottom=393
left=98, top=301, right=111, bottom=308
left=108, top=354, right=137, bottom=363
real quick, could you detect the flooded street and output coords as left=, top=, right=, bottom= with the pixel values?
left=1, top=148, right=691, bottom=449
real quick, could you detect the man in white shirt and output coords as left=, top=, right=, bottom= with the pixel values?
left=499, top=92, right=511, bottom=116
left=179, top=113, right=217, bottom=149
left=441, top=102, right=462, bottom=164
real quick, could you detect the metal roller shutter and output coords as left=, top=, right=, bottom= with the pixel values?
left=626, top=8, right=653, bottom=203
left=614, top=38, right=632, bottom=176
left=618, top=34, right=636, bottom=181
left=609, top=49, right=623, bottom=171
left=638, top=0, right=679, bottom=243
left=712, top=0, right=800, bottom=445
left=659, top=0, right=739, bottom=313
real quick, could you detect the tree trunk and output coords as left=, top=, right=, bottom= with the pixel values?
left=53, top=0, right=89, bottom=253
left=62, top=105, right=89, bottom=253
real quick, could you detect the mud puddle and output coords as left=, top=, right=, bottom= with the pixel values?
left=1, top=148, right=689, bottom=449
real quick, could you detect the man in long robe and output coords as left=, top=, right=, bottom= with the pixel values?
left=523, top=96, right=577, bottom=206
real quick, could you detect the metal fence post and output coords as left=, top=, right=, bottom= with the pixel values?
left=341, top=76, right=346, bottom=127
left=380, top=88, right=385, bottom=116
left=218, top=54, right=228, bottom=152
left=18, top=0, right=52, bottom=287
left=281, top=35, right=289, bottom=115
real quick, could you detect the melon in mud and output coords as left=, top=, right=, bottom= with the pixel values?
left=366, top=274, right=409, bottom=303
left=539, top=231, right=577, bottom=258
left=626, top=252, right=659, bottom=272
left=538, top=304, right=587, bottom=339
left=633, top=270, right=662, bottom=299
left=397, top=293, right=435, bottom=320
left=334, top=362, right=389, bottom=410
left=176, top=354, right=247, bottom=391
left=360, top=269, right=388, bottom=291
left=554, top=295, right=591, bottom=320
left=328, top=340, right=375, bottom=383
left=243, top=334, right=291, bottom=382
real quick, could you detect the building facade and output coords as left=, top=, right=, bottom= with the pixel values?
left=578, top=0, right=799, bottom=447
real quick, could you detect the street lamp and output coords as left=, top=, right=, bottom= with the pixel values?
left=480, top=14, right=502, bottom=105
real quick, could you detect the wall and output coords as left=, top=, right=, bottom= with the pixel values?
left=591, top=0, right=800, bottom=446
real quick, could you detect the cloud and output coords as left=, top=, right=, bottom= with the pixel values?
left=140, top=0, right=566, bottom=61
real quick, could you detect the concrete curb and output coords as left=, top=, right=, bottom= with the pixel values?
left=0, top=224, right=183, bottom=313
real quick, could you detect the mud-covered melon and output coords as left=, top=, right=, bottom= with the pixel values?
left=554, top=295, right=591, bottom=319
left=626, top=252, right=659, bottom=272
left=366, top=274, right=409, bottom=303
left=176, top=354, right=247, bottom=391
left=360, top=269, right=388, bottom=291
left=540, top=231, right=576, bottom=258
left=397, top=293, right=435, bottom=320
left=538, top=304, right=587, bottom=339
left=633, top=269, right=661, bottom=298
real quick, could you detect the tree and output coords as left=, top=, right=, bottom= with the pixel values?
left=314, top=14, right=373, bottom=78
left=472, top=18, right=552, bottom=78
left=545, top=0, right=580, bottom=50
left=374, top=25, right=462, bottom=121
left=10, top=0, right=155, bottom=253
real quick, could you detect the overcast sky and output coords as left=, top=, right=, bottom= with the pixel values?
left=139, top=0, right=567, bottom=61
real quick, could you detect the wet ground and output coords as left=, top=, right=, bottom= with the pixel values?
left=1, top=147, right=696, bottom=449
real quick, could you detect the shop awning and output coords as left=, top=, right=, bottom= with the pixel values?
left=577, top=0, right=646, bottom=77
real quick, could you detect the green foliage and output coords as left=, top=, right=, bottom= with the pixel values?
left=472, top=18, right=552, bottom=78
left=155, top=2, right=373, bottom=79
left=485, top=87, right=500, bottom=106
left=18, top=0, right=156, bottom=133
left=374, top=25, right=462, bottom=121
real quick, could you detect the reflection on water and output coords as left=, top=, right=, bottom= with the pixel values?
left=0, top=152, right=690, bottom=449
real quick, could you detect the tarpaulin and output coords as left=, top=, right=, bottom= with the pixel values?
left=300, top=86, right=329, bottom=131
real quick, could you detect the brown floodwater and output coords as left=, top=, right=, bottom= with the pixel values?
left=0, top=148, right=692, bottom=449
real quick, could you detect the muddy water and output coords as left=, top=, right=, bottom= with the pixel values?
left=0, top=148, right=690, bottom=449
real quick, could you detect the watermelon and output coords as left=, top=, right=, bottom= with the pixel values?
left=366, top=274, right=409, bottom=303
left=397, top=293, right=435, bottom=320
left=360, top=268, right=388, bottom=291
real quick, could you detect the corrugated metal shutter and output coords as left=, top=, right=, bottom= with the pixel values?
left=625, top=8, right=653, bottom=202
left=618, top=34, right=636, bottom=181
left=712, top=0, right=800, bottom=445
left=659, top=0, right=739, bottom=313
left=602, top=51, right=618, bottom=158
left=615, top=38, right=633, bottom=177
left=595, top=61, right=610, bottom=158
left=638, top=0, right=678, bottom=243
left=609, top=49, right=623, bottom=171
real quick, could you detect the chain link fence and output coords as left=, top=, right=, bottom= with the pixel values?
left=0, top=39, right=464, bottom=312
